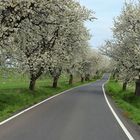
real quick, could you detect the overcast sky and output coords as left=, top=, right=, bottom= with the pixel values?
left=78, top=0, right=124, bottom=48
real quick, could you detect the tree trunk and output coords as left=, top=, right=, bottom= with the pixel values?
left=81, top=77, right=84, bottom=83
left=135, top=79, right=140, bottom=96
left=69, top=74, right=73, bottom=85
left=96, top=70, right=99, bottom=75
left=29, top=77, right=36, bottom=91
left=122, top=82, right=127, bottom=91
left=53, top=77, right=59, bottom=88
left=29, top=66, right=44, bottom=91
left=85, top=74, right=90, bottom=81
left=49, top=67, right=62, bottom=88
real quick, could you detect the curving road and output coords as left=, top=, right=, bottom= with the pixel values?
left=0, top=74, right=133, bottom=140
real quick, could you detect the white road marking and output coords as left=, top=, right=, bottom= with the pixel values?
left=1, top=76, right=134, bottom=140
left=0, top=82, right=93, bottom=126
left=102, top=81, right=135, bottom=140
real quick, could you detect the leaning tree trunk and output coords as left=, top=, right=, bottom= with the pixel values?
left=135, top=79, right=140, bottom=96
left=122, top=82, right=127, bottom=91
left=69, top=74, right=73, bottom=85
left=53, top=76, right=59, bottom=88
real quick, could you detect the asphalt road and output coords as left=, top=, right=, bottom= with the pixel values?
left=0, top=74, right=131, bottom=140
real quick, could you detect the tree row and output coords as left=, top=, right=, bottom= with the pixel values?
left=102, top=1, right=140, bottom=95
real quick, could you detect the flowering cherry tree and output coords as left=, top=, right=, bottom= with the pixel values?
left=0, top=0, right=95, bottom=91
left=101, top=1, right=140, bottom=95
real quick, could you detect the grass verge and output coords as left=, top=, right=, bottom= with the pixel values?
left=0, top=76, right=100, bottom=122
left=105, top=80, right=140, bottom=125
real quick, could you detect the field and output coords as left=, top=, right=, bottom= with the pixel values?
left=105, top=80, right=140, bottom=125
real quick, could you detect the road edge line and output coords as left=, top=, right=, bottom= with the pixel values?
left=102, top=81, right=135, bottom=140
left=0, top=80, right=96, bottom=126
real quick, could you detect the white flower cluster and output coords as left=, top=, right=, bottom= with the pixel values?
left=0, top=0, right=104, bottom=90
left=101, top=1, right=140, bottom=92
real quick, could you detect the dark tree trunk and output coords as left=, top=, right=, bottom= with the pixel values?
left=29, top=77, right=36, bottom=91
left=29, top=66, right=44, bottom=91
left=135, top=79, right=140, bottom=96
left=85, top=74, right=90, bottom=81
left=69, top=74, right=73, bottom=85
left=96, top=70, right=99, bottom=75
left=53, top=77, right=59, bottom=88
left=122, top=82, right=127, bottom=91
left=81, top=77, right=84, bottom=83
left=49, top=67, right=62, bottom=88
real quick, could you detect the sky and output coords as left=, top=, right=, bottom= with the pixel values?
left=78, top=0, right=125, bottom=48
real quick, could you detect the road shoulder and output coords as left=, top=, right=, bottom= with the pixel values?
left=106, top=93, right=140, bottom=140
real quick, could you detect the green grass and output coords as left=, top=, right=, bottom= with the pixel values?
left=105, top=80, right=140, bottom=125
left=0, top=75, right=100, bottom=122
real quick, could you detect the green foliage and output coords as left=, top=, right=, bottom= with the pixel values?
left=105, top=80, right=140, bottom=125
